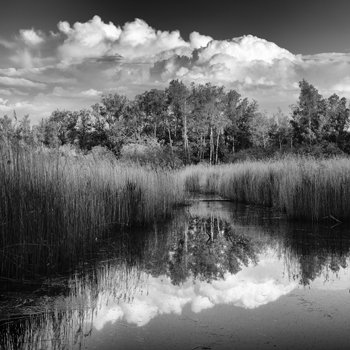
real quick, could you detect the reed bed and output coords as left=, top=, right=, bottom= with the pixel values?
left=0, top=143, right=185, bottom=279
left=180, top=156, right=350, bottom=222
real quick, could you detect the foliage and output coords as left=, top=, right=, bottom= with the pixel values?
left=120, top=136, right=182, bottom=168
left=290, top=79, right=350, bottom=148
left=1, top=79, right=350, bottom=164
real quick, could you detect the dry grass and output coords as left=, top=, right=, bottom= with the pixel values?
left=180, top=156, right=350, bottom=222
left=0, top=143, right=185, bottom=279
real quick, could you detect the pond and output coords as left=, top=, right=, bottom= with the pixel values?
left=1, top=200, right=350, bottom=349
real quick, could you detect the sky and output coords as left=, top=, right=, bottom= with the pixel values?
left=1, top=0, right=350, bottom=123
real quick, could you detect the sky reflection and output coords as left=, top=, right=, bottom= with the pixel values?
left=90, top=251, right=298, bottom=330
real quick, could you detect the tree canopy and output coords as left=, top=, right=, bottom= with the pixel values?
left=1, top=79, right=349, bottom=165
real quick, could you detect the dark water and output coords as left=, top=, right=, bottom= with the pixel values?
left=1, top=200, right=350, bottom=350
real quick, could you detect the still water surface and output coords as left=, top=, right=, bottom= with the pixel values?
left=1, top=200, right=350, bottom=349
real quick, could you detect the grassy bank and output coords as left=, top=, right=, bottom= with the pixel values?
left=181, top=156, right=350, bottom=222
left=0, top=143, right=185, bottom=279
left=3, top=143, right=350, bottom=280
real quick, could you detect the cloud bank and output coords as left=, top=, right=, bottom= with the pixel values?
left=1, top=16, right=350, bottom=123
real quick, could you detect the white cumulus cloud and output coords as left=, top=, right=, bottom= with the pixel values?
left=19, top=29, right=45, bottom=45
left=58, top=15, right=122, bottom=60
left=115, top=18, right=188, bottom=59
left=56, top=16, right=189, bottom=62
left=2, top=15, right=350, bottom=120
left=81, top=88, right=102, bottom=97
left=196, top=35, right=296, bottom=64
left=189, top=31, right=213, bottom=49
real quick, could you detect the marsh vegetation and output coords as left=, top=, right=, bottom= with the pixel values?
left=0, top=142, right=184, bottom=279
left=1, top=140, right=350, bottom=282
left=182, top=156, right=350, bottom=222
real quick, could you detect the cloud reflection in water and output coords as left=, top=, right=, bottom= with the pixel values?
left=91, top=252, right=297, bottom=330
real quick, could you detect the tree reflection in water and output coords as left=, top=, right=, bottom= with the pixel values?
left=282, top=223, right=350, bottom=286
left=167, top=216, right=260, bottom=285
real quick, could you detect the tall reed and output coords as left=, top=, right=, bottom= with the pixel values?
left=0, top=143, right=185, bottom=279
left=181, top=156, right=350, bottom=222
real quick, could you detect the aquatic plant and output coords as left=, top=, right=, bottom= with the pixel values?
left=0, top=142, right=185, bottom=279
left=181, top=156, right=350, bottom=222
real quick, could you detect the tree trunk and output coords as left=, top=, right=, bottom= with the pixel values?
left=183, top=100, right=190, bottom=163
left=202, top=135, right=206, bottom=161
left=210, top=126, right=214, bottom=165
left=168, top=127, right=173, bottom=156
left=216, top=132, right=220, bottom=164
left=184, top=230, right=188, bottom=270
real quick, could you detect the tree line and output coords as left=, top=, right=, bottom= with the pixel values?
left=1, top=79, right=350, bottom=165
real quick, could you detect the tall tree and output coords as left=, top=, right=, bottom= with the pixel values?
left=224, top=90, right=242, bottom=153
left=98, top=93, right=129, bottom=129
left=325, top=94, right=349, bottom=147
left=235, top=99, right=259, bottom=151
left=269, top=108, right=292, bottom=150
left=137, top=89, right=167, bottom=139
left=92, top=93, right=130, bottom=153
left=76, top=109, right=93, bottom=150
left=250, top=112, right=271, bottom=149
left=190, top=83, right=230, bottom=164
left=290, top=79, right=326, bottom=145
left=49, top=109, right=79, bottom=145
left=167, top=80, right=191, bottom=162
